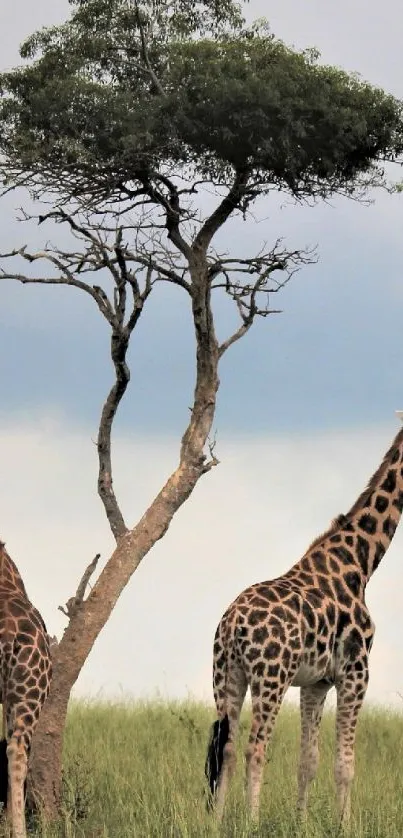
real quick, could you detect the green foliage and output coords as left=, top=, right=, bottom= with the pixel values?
left=165, top=38, right=403, bottom=190
left=30, top=698, right=403, bottom=837
left=1, top=0, right=402, bottom=205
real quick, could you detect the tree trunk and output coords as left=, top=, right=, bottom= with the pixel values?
left=28, top=261, right=220, bottom=816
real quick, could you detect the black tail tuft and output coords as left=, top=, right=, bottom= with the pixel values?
left=204, top=714, right=229, bottom=806
left=0, top=739, right=8, bottom=810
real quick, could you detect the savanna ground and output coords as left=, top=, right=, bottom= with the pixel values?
left=19, top=699, right=403, bottom=838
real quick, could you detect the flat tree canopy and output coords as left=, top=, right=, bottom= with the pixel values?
left=1, top=0, right=403, bottom=205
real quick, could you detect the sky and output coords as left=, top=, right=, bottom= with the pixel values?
left=0, top=0, right=403, bottom=710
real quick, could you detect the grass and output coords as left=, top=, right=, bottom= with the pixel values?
left=25, top=699, right=403, bottom=837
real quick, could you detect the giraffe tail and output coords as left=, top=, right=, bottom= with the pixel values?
left=204, top=714, right=229, bottom=803
left=205, top=615, right=238, bottom=804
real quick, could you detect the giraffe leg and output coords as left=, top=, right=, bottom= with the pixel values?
left=214, top=665, right=247, bottom=820
left=335, top=662, right=368, bottom=827
left=7, top=734, right=27, bottom=838
left=297, top=681, right=330, bottom=817
left=245, top=677, right=290, bottom=820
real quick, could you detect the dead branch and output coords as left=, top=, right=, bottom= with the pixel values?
left=29, top=205, right=192, bottom=290
left=0, top=212, right=160, bottom=539
left=193, top=169, right=250, bottom=252
left=96, top=324, right=132, bottom=540
left=58, top=553, right=100, bottom=619
left=212, top=242, right=317, bottom=356
left=0, top=245, right=118, bottom=325
left=201, top=432, right=220, bottom=474
left=218, top=313, right=256, bottom=358
left=137, top=173, right=193, bottom=259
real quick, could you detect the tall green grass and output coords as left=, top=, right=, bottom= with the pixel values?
left=28, top=699, right=403, bottom=837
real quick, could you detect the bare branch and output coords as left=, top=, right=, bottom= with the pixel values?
left=218, top=317, right=255, bottom=358
left=58, top=553, right=100, bottom=619
left=97, top=365, right=130, bottom=541
left=0, top=211, right=160, bottom=541
left=18, top=205, right=192, bottom=291
left=0, top=260, right=118, bottom=324
left=96, top=278, right=153, bottom=539
left=201, top=432, right=220, bottom=474
left=214, top=242, right=317, bottom=356
left=122, top=249, right=191, bottom=291
left=193, top=169, right=250, bottom=253
left=119, top=176, right=192, bottom=259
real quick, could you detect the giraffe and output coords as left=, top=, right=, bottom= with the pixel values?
left=0, top=541, right=52, bottom=838
left=205, top=416, right=403, bottom=825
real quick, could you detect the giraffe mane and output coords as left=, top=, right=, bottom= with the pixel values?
left=305, top=424, right=403, bottom=554
left=306, top=515, right=348, bottom=552
left=346, top=424, right=403, bottom=518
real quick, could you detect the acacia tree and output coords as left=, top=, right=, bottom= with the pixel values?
left=1, top=0, right=403, bottom=819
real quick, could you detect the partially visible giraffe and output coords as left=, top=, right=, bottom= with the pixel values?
left=0, top=541, right=52, bottom=838
left=205, top=416, right=403, bottom=825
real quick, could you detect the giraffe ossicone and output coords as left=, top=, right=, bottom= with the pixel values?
left=0, top=542, right=52, bottom=838
left=205, top=418, right=403, bottom=825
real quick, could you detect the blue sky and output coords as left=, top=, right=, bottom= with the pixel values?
left=1, top=0, right=402, bottom=437
left=1, top=192, right=402, bottom=436
left=1, top=1, right=403, bottom=706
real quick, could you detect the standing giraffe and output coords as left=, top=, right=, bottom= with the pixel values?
left=205, top=416, right=403, bottom=824
left=0, top=541, right=52, bottom=838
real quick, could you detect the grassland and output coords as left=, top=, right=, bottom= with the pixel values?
left=28, top=699, right=403, bottom=837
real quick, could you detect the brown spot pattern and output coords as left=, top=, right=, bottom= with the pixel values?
left=208, top=424, right=403, bottom=825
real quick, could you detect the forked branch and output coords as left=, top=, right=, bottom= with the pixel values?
left=58, top=553, right=100, bottom=618
left=193, top=169, right=250, bottom=252
left=0, top=212, right=157, bottom=540
left=213, top=242, right=317, bottom=356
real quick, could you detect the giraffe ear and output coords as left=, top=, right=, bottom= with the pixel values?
left=396, top=410, right=403, bottom=423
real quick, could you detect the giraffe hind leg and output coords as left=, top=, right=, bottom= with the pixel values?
left=7, top=733, right=28, bottom=838
left=297, top=682, right=330, bottom=817
left=335, top=661, right=369, bottom=826
left=246, top=658, right=300, bottom=821
left=206, top=664, right=247, bottom=820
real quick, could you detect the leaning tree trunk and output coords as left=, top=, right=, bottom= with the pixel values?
left=28, top=262, right=220, bottom=816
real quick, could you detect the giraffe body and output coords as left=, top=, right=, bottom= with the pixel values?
left=206, top=421, right=403, bottom=824
left=0, top=543, right=52, bottom=838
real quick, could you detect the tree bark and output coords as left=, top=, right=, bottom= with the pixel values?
left=28, top=259, right=220, bottom=816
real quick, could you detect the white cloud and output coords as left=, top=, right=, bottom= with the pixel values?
left=1, top=414, right=403, bottom=707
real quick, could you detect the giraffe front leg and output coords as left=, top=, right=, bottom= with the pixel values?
left=7, top=734, right=27, bottom=838
left=297, top=681, right=330, bottom=817
left=335, top=660, right=368, bottom=827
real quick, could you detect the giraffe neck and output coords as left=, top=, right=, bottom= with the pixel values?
left=340, top=425, right=403, bottom=584
left=0, top=542, right=28, bottom=598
